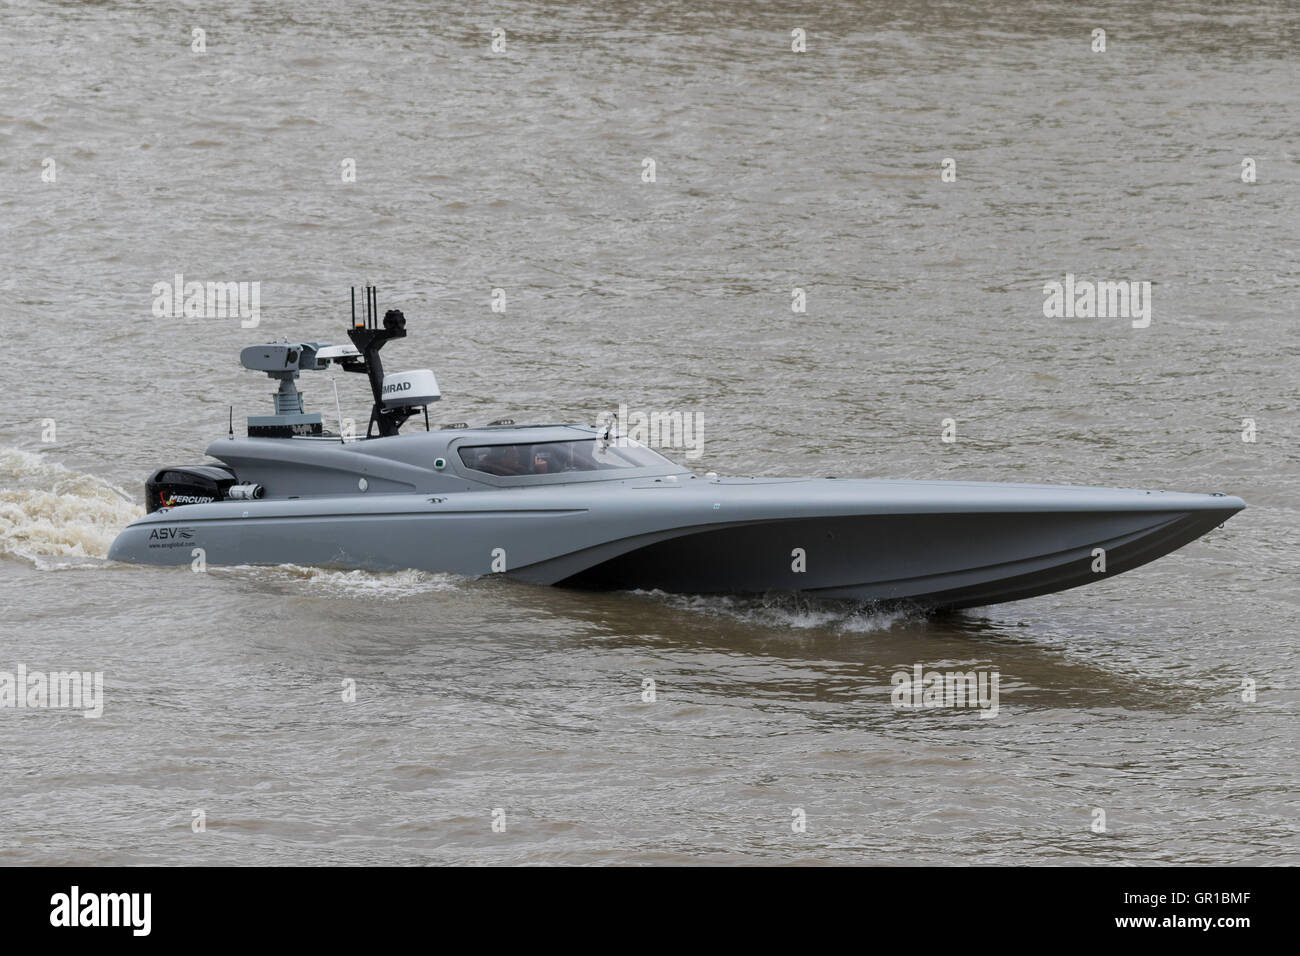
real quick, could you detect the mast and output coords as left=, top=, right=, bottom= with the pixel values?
left=344, top=285, right=411, bottom=437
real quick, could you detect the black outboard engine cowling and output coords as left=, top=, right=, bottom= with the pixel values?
left=145, top=464, right=237, bottom=514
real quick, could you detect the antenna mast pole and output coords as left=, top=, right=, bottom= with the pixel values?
left=343, top=285, right=408, bottom=438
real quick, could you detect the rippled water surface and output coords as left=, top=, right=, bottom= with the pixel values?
left=0, top=0, right=1297, bottom=864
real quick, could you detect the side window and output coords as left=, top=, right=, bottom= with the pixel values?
left=457, top=439, right=669, bottom=476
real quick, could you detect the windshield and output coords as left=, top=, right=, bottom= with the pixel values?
left=458, top=439, right=672, bottom=477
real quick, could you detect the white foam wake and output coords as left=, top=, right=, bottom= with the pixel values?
left=0, top=447, right=142, bottom=566
left=631, top=589, right=921, bottom=633
left=236, top=564, right=466, bottom=598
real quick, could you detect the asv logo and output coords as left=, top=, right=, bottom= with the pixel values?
left=148, top=527, right=194, bottom=540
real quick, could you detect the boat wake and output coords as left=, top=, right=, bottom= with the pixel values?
left=0, top=447, right=142, bottom=568
left=218, top=563, right=468, bottom=598
left=629, top=589, right=924, bottom=633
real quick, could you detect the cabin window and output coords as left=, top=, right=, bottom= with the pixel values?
left=458, top=439, right=666, bottom=476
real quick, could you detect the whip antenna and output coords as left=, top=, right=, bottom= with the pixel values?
left=332, top=377, right=345, bottom=443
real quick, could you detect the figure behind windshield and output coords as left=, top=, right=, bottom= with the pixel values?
left=530, top=443, right=569, bottom=474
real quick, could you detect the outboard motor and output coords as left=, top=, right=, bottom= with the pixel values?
left=145, top=464, right=237, bottom=514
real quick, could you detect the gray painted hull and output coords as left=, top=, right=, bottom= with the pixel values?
left=108, top=473, right=1244, bottom=610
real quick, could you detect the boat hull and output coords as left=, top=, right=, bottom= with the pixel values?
left=106, top=478, right=1244, bottom=610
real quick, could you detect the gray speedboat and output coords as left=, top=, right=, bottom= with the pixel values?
left=108, top=289, right=1245, bottom=610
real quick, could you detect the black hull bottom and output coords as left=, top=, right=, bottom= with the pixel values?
left=556, top=508, right=1235, bottom=610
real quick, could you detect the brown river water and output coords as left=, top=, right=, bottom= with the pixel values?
left=0, top=0, right=1296, bottom=864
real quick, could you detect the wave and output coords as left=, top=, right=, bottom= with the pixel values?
left=218, top=563, right=467, bottom=598
left=0, top=447, right=142, bottom=567
left=629, top=588, right=923, bottom=633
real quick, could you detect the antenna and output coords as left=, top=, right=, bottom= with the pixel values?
left=342, top=285, right=409, bottom=437
left=332, top=377, right=345, bottom=443
left=351, top=284, right=383, bottom=329
left=228, top=405, right=234, bottom=440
